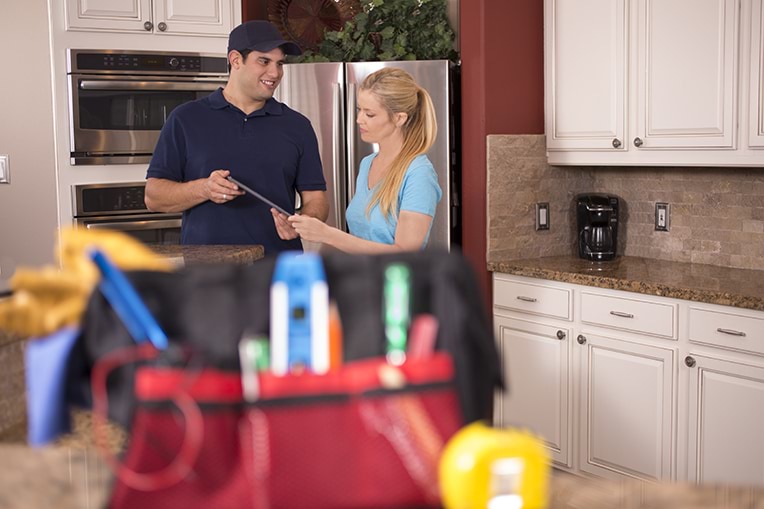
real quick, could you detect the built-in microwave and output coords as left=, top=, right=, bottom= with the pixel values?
left=67, top=49, right=228, bottom=165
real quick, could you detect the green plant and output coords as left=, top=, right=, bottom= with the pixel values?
left=292, top=0, right=457, bottom=63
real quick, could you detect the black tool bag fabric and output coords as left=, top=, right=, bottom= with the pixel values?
left=68, top=250, right=503, bottom=428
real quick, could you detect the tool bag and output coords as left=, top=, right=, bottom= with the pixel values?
left=68, top=250, right=502, bottom=508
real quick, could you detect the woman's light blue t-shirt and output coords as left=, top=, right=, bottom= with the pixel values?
left=346, top=153, right=442, bottom=247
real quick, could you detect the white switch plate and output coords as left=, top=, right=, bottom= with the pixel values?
left=655, top=202, right=669, bottom=231
left=0, top=154, right=8, bottom=184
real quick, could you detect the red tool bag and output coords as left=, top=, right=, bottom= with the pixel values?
left=94, top=344, right=462, bottom=509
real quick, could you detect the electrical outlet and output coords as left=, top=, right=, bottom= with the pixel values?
left=655, top=202, right=669, bottom=231
left=536, top=202, right=549, bottom=231
left=0, top=154, right=9, bottom=184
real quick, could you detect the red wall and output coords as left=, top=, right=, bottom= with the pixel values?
left=459, top=0, right=544, bottom=303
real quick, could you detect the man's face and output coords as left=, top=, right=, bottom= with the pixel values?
left=231, top=47, right=286, bottom=103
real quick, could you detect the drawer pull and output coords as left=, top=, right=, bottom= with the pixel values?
left=609, top=311, right=634, bottom=319
left=516, top=296, right=538, bottom=303
left=716, top=328, right=746, bottom=337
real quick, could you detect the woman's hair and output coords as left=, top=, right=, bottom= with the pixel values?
left=360, top=67, right=438, bottom=219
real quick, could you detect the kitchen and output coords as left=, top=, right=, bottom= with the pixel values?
left=1, top=0, right=764, bottom=505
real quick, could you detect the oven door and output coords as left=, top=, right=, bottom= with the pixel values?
left=68, top=75, right=225, bottom=165
left=75, top=214, right=182, bottom=246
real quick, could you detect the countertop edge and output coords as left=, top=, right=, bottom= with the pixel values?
left=487, top=260, right=764, bottom=312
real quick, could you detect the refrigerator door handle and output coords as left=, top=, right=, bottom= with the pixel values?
left=346, top=83, right=357, bottom=204
left=332, top=82, right=346, bottom=231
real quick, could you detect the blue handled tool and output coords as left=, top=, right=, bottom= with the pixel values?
left=90, top=249, right=168, bottom=350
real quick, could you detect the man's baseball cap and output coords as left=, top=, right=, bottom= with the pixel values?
left=227, top=20, right=302, bottom=56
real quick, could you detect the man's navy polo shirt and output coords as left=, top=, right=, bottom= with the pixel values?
left=147, top=88, right=326, bottom=254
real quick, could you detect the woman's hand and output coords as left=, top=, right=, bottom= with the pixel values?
left=272, top=209, right=299, bottom=240
left=288, top=214, right=332, bottom=243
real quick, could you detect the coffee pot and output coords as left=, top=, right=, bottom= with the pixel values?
left=576, top=194, right=620, bottom=261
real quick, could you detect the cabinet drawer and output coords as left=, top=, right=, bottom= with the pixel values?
left=493, top=278, right=571, bottom=320
left=581, top=292, right=676, bottom=339
left=688, top=307, right=764, bottom=356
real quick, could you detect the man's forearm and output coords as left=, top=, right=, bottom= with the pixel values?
left=298, top=191, right=329, bottom=221
left=145, top=178, right=207, bottom=213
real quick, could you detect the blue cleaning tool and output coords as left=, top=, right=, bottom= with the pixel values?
left=270, top=252, right=329, bottom=375
left=90, top=249, right=168, bottom=350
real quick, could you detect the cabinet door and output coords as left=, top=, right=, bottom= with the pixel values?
left=154, top=0, right=234, bottom=36
left=578, top=332, right=675, bottom=481
left=686, top=354, right=764, bottom=485
left=635, top=0, right=738, bottom=149
left=544, top=0, right=627, bottom=151
left=749, top=0, right=764, bottom=148
left=494, top=316, right=572, bottom=468
left=66, top=0, right=153, bottom=32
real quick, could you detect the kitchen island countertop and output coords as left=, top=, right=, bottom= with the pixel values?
left=150, top=244, right=265, bottom=266
left=488, top=255, right=764, bottom=311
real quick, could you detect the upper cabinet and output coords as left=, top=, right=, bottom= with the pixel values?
left=545, top=0, right=764, bottom=166
left=66, top=0, right=236, bottom=37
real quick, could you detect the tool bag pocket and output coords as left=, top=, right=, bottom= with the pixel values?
left=101, top=348, right=462, bottom=509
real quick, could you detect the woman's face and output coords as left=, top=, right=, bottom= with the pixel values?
left=356, top=90, right=400, bottom=144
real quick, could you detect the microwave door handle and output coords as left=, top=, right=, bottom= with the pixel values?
left=79, top=80, right=222, bottom=92
left=85, top=219, right=181, bottom=231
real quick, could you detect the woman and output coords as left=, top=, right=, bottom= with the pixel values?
left=286, top=67, right=442, bottom=253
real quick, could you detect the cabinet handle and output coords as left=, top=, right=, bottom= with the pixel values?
left=143, top=21, right=153, bottom=31
left=633, top=137, right=644, bottom=147
left=684, top=356, right=696, bottom=368
left=612, top=138, right=622, bottom=148
left=576, top=334, right=587, bottom=345
left=158, top=22, right=168, bottom=32
left=556, top=330, right=566, bottom=340
left=516, top=296, right=537, bottom=303
left=609, top=311, right=634, bottom=319
left=716, top=328, right=746, bottom=337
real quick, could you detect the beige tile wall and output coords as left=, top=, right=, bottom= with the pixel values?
left=487, top=135, right=764, bottom=271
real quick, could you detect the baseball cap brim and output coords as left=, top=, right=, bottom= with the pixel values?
left=237, top=39, right=302, bottom=56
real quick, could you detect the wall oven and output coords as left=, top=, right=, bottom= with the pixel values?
left=73, top=182, right=181, bottom=246
left=67, top=49, right=228, bottom=165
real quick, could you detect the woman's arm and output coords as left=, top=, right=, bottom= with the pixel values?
left=288, top=210, right=433, bottom=253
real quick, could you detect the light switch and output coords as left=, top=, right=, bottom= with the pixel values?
left=536, top=202, right=549, bottom=231
left=0, top=154, right=8, bottom=184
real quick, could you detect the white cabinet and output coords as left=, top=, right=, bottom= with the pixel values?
left=494, top=315, right=573, bottom=468
left=577, top=332, right=675, bottom=481
left=748, top=0, right=764, bottom=147
left=685, top=354, right=764, bottom=485
left=494, top=272, right=764, bottom=486
left=66, top=0, right=235, bottom=37
left=544, top=0, right=760, bottom=166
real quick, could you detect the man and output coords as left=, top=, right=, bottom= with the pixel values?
left=144, top=20, right=329, bottom=253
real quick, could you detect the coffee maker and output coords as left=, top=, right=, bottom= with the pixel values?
left=576, top=194, right=620, bottom=261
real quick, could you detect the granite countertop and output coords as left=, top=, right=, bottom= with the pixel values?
left=488, top=256, right=764, bottom=312
left=151, top=244, right=265, bottom=265
left=1, top=443, right=762, bottom=509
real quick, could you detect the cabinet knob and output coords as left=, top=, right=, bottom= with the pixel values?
left=143, top=21, right=153, bottom=31
left=158, top=22, right=168, bottom=32
left=633, top=137, right=644, bottom=147
left=556, top=330, right=566, bottom=340
left=684, top=356, right=696, bottom=368
left=576, top=334, right=587, bottom=345
left=612, top=138, right=622, bottom=148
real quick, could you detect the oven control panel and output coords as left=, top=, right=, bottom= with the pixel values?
left=73, top=182, right=150, bottom=217
left=68, top=49, right=227, bottom=75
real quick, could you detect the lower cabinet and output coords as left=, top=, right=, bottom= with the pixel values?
left=685, top=354, right=764, bottom=485
left=494, top=316, right=572, bottom=468
left=493, top=272, right=764, bottom=486
left=577, top=332, right=675, bottom=481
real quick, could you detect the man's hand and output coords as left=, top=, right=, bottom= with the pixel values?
left=271, top=209, right=299, bottom=240
left=207, top=169, right=244, bottom=204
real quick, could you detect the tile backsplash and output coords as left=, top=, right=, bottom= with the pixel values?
left=487, top=135, right=764, bottom=271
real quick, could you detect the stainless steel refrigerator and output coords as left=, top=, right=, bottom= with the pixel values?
left=275, top=60, right=458, bottom=250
